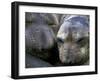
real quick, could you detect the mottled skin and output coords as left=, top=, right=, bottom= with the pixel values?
left=57, top=15, right=89, bottom=65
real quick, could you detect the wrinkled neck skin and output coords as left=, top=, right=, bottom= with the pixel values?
left=57, top=15, right=89, bottom=65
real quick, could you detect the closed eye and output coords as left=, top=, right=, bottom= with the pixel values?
left=57, top=37, right=64, bottom=44
left=76, top=37, right=84, bottom=43
left=76, top=37, right=89, bottom=47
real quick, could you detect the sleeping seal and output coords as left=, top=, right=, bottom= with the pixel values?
left=57, top=15, right=89, bottom=65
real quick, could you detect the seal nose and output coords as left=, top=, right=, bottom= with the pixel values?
left=65, top=28, right=73, bottom=42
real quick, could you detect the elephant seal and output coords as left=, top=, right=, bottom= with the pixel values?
left=57, top=15, right=89, bottom=65
left=25, top=13, right=60, bottom=66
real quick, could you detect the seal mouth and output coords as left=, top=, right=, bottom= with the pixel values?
left=59, top=43, right=89, bottom=65
left=58, top=42, right=83, bottom=64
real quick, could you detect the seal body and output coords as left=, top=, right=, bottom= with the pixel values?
left=25, top=13, right=60, bottom=65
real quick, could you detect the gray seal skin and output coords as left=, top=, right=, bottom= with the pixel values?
left=57, top=15, right=89, bottom=65
left=25, top=13, right=60, bottom=66
left=26, top=54, right=52, bottom=68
